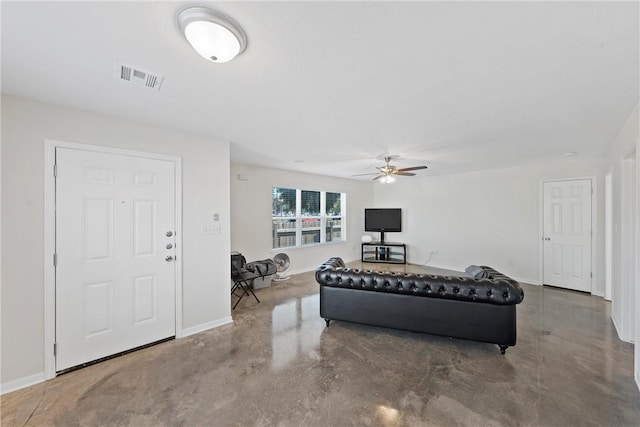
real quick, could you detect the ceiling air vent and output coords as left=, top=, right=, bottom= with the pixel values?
left=115, top=62, right=163, bottom=90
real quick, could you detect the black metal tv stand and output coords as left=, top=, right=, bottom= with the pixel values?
left=361, top=241, right=406, bottom=264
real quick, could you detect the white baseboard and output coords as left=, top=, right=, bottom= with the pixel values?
left=285, top=266, right=316, bottom=276
left=283, top=257, right=363, bottom=277
left=513, top=276, right=541, bottom=286
left=1, top=372, right=45, bottom=395
left=591, top=290, right=605, bottom=298
left=611, top=312, right=633, bottom=343
left=181, top=316, right=233, bottom=337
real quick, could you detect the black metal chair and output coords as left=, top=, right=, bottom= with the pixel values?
left=231, top=252, right=261, bottom=309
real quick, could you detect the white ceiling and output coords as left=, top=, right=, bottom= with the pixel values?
left=2, top=1, right=638, bottom=179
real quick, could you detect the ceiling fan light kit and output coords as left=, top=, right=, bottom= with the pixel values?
left=352, top=155, right=428, bottom=183
left=177, top=6, right=247, bottom=63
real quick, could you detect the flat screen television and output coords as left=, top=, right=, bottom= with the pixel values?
left=365, top=208, right=401, bottom=243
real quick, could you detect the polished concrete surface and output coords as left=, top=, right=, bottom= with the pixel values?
left=3, top=261, right=640, bottom=426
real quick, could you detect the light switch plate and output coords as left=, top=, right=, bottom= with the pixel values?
left=201, top=224, right=221, bottom=235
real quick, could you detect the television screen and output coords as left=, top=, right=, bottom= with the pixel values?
left=365, top=208, right=401, bottom=232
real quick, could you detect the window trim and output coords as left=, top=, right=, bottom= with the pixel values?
left=272, top=187, right=346, bottom=250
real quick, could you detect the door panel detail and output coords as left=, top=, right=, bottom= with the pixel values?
left=133, top=171, right=157, bottom=187
left=83, top=198, right=113, bottom=263
left=133, top=274, right=156, bottom=325
left=552, top=244, right=562, bottom=275
left=571, top=203, right=582, bottom=235
left=83, top=167, right=114, bottom=185
left=570, top=245, right=582, bottom=278
left=83, top=280, right=113, bottom=337
left=552, top=203, right=562, bottom=234
left=133, top=200, right=156, bottom=257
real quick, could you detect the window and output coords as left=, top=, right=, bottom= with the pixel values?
left=272, top=187, right=346, bottom=249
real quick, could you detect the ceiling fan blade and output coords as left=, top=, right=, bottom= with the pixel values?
left=372, top=175, right=384, bottom=181
left=396, top=166, right=428, bottom=172
left=394, top=172, right=416, bottom=176
left=351, top=172, right=380, bottom=177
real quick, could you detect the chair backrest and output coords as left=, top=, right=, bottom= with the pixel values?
left=231, top=252, right=246, bottom=278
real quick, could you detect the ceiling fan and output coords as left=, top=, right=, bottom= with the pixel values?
left=351, top=155, right=428, bottom=182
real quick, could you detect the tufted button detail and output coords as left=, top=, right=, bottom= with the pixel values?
left=315, top=257, right=524, bottom=305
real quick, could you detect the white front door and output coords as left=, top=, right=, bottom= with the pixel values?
left=543, top=179, right=592, bottom=292
left=55, top=147, right=176, bottom=371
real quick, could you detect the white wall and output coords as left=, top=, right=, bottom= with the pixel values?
left=373, top=159, right=604, bottom=287
left=1, top=95, right=232, bottom=389
left=601, top=103, right=639, bottom=385
left=230, top=164, right=373, bottom=274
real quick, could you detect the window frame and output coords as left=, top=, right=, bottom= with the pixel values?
left=272, top=187, right=346, bottom=250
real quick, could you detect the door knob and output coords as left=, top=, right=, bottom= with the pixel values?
left=166, top=231, right=173, bottom=237
left=166, top=243, right=173, bottom=249
left=165, top=256, right=174, bottom=262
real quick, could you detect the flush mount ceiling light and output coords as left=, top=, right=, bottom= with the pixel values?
left=177, top=7, right=247, bottom=63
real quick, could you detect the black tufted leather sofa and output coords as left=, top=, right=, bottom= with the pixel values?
left=316, top=257, right=524, bottom=353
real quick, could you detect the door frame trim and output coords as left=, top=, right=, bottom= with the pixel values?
left=538, top=176, right=597, bottom=294
left=605, top=170, right=613, bottom=301
left=43, top=139, right=183, bottom=380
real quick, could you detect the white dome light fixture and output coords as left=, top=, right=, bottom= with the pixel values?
left=379, top=174, right=396, bottom=184
left=177, top=7, right=247, bottom=63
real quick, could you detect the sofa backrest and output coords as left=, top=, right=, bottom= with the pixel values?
left=315, top=257, right=524, bottom=306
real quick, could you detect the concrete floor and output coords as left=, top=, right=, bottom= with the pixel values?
left=2, top=262, right=640, bottom=426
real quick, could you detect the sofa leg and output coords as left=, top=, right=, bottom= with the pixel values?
left=324, top=319, right=331, bottom=327
left=499, top=345, right=508, bottom=354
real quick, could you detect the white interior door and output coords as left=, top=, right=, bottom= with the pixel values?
left=55, top=147, right=176, bottom=371
left=543, top=179, right=592, bottom=292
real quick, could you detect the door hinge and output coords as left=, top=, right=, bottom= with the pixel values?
left=53, top=342, right=57, bottom=356
left=53, top=163, right=57, bottom=177
left=53, top=253, right=57, bottom=267
left=590, top=272, right=593, bottom=278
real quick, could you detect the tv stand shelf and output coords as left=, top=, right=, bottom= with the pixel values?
left=361, top=242, right=406, bottom=264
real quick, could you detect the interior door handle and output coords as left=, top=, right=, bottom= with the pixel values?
left=165, top=256, right=174, bottom=262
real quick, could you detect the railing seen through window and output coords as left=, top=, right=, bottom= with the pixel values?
left=272, top=187, right=345, bottom=249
